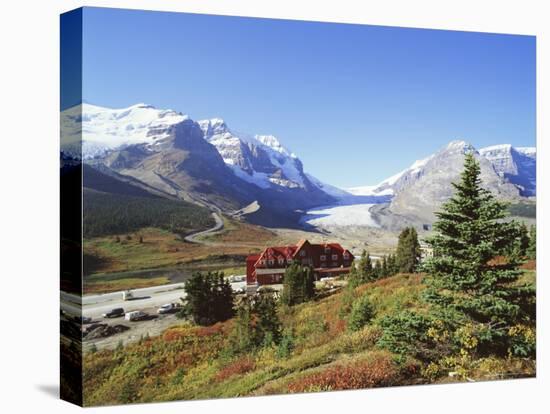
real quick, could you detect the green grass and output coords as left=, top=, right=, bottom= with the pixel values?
left=84, top=227, right=264, bottom=276
left=84, top=276, right=171, bottom=294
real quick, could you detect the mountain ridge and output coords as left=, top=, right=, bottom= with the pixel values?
left=63, top=103, right=335, bottom=225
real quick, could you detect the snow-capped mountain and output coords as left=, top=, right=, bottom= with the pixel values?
left=197, top=118, right=310, bottom=190
left=347, top=154, right=434, bottom=197
left=61, top=103, right=187, bottom=158
left=62, top=103, right=334, bottom=220
left=62, top=103, right=327, bottom=194
left=349, top=141, right=536, bottom=199
left=366, top=140, right=535, bottom=228
left=479, top=144, right=536, bottom=197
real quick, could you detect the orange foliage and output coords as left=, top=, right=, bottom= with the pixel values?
left=521, top=260, right=536, bottom=270
left=287, top=352, right=406, bottom=393
left=215, top=356, right=256, bottom=382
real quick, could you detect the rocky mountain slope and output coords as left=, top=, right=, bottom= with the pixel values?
left=479, top=144, right=536, bottom=197
left=61, top=103, right=334, bottom=225
left=364, top=140, right=535, bottom=228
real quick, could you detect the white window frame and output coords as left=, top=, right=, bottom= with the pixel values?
left=331, top=254, right=338, bottom=261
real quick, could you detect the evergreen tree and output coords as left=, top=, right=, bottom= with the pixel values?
left=254, top=293, right=282, bottom=346
left=381, top=255, right=389, bottom=278
left=387, top=254, right=398, bottom=276
left=357, top=250, right=374, bottom=281
left=181, top=271, right=235, bottom=325
left=231, top=299, right=254, bottom=352
left=395, top=227, right=421, bottom=273
left=423, top=153, right=534, bottom=354
left=347, top=294, right=375, bottom=331
left=507, top=222, right=530, bottom=259
left=527, top=225, right=536, bottom=259
left=373, top=259, right=382, bottom=279
left=231, top=293, right=282, bottom=353
left=518, top=223, right=530, bottom=256
left=281, top=263, right=315, bottom=306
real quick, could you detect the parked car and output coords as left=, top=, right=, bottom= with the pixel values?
left=124, top=310, right=149, bottom=321
left=74, top=315, right=92, bottom=324
left=102, top=308, right=125, bottom=318
left=157, top=303, right=177, bottom=314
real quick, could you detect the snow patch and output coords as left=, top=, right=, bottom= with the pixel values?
left=61, top=103, right=187, bottom=158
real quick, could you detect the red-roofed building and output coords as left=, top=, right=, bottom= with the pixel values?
left=246, top=239, right=354, bottom=286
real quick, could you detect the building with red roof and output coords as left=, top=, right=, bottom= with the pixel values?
left=246, top=239, right=354, bottom=286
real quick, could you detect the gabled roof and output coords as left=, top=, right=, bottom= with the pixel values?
left=251, top=239, right=355, bottom=268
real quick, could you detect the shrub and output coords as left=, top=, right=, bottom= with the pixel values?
left=341, top=325, right=383, bottom=353
left=215, top=356, right=256, bottom=382
left=348, top=294, right=375, bottom=331
left=338, top=283, right=357, bottom=319
left=287, top=351, right=402, bottom=393
left=508, top=324, right=536, bottom=358
left=277, top=329, right=295, bottom=359
left=377, top=311, right=437, bottom=360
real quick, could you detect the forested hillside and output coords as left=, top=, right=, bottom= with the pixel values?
left=83, top=189, right=214, bottom=237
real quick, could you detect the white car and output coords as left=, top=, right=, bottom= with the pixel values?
left=124, top=310, right=148, bottom=321
left=157, top=303, right=176, bottom=314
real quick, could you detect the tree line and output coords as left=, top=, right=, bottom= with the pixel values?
left=83, top=189, right=214, bottom=237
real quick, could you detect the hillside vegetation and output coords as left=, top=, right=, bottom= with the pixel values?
left=83, top=218, right=276, bottom=276
left=83, top=189, right=214, bottom=238
left=82, top=267, right=535, bottom=406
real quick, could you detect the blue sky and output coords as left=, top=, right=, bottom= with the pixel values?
left=75, top=7, right=535, bottom=188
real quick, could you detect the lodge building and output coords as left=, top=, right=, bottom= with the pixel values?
left=246, top=239, right=355, bottom=286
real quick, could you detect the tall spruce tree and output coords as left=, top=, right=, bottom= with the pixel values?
left=423, top=153, right=534, bottom=353
left=387, top=254, right=398, bottom=276
left=373, top=259, right=382, bottom=279
left=231, top=293, right=282, bottom=352
left=395, top=227, right=421, bottom=273
left=357, top=250, right=374, bottom=282
left=281, top=263, right=315, bottom=306
left=381, top=255, right=389, bottom=278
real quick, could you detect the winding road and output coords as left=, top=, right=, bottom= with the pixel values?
left=184, top=212, right=224, bottom=244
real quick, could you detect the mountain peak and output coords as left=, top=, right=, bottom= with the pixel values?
left=445, top=140, right=475, bottom=152
left=61, top=102, right=188, bottom=158
left=255, top=134, right=296, bottom=158
left=198, top=118, right=231, bottom=139
left=130, top=103, right=155, bottom=109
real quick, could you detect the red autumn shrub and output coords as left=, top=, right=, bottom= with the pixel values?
left=215, top=356, right=256, bottom=382
left=287, top=352, right=402, bottom=393
left=521, top=260, right=536, bottom=270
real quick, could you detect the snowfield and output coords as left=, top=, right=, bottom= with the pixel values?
left=302, top=203, right=380, bottom=228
